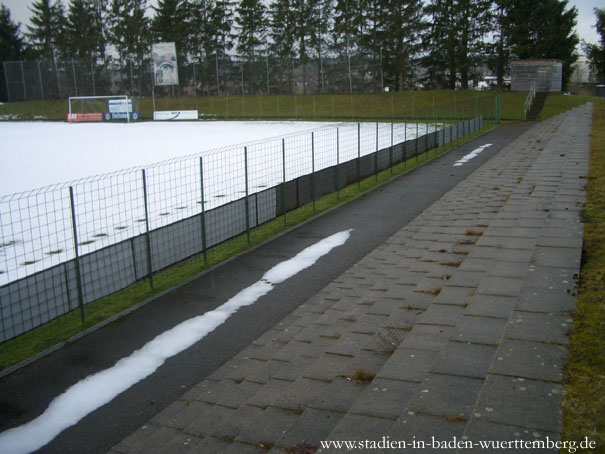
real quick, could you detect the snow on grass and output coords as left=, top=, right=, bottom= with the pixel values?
left=0, top=121, right=435, bottom=285
left=0, top=229, right=352, bottom=454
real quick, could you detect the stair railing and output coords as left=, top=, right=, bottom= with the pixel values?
left=524, top=81, right=537, bottom=120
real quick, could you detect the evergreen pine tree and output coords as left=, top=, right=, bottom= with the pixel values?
left=107, top=0, right=150, bottom=64
left=583, top=8, right=605, bottom=83
left=507, top=0, right=579, bottom=88
left=234, top=0, right=266, bottom=58
left=66, top=0, right=105, bottom=61
left=0, top=4, right=25, bottom=61
left=26, top=0, right=67, bottom=60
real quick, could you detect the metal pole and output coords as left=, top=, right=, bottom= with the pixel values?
left=244, top=147, right=250, bottom=243
left=357, top=123, right=361, bottom=190
left=216, top=53, right=220, bottom=96
left=199, top=157, right=207, bottom=265
left=390, top=121, right=393, bottom=174
left=69, top=186, right=86, bottom=322
left=375, top=122, right=379, bottom=181
left=20, top=61, right=26, bottom=100
left=311, top=132, right=316, bottom=211
left=282, top=139, right=287, bottom=225
left=37, top=60, right=44, bottom=99
left=379, top=47, right=384, bottom=92
left=150, top=61, right=156, bottom=115
left=336, top=128, right=340, bottom=199
left=141, top=170, right=154, bottom=289
left=71, top=59, right=78, bottom=97
left=415, top=115, right=419, bottom=162
left=90, top=55, right=96, bottom=96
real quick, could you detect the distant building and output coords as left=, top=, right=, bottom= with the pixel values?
left=571, top=56, right=595, bottom=84
left=511, top=60, right=563, bottom=92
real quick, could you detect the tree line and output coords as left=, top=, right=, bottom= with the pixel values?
left=0, top=0, right=602, bottom=94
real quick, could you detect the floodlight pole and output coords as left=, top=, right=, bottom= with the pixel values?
left=150, top=60, right=156, bottom=116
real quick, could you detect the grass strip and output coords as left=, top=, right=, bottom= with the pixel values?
left=562, top=101, right=605, bottom=448
left=0, top=121, right=489, bottom=372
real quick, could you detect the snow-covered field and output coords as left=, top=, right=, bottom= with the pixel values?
left=0, top=120, right=436, bottom=285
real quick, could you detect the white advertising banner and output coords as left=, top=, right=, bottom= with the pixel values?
left=152, top=42, right=179, bottom=86
left=153, top=110, right=198, bottom=121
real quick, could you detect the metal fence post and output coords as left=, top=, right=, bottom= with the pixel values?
left=390, top=120, right=394, bottom=174
left=375, top=122, right=379, bottom=181
left=415, top=115, right=419, bottom=162
left=244, top=146, right=251, bottom=243
left=357, top=122, right=361, bottom=190
left=311, top=132, right=316, bottom=211
left=141, top=169, right=154, bottom=289
left=69, top=186, right=86, bottom=322
left=199, top=157, right=207, bottom=265
left=336, top=128, right=340, bottom=199
left=282, top=139, right=287, bottom=225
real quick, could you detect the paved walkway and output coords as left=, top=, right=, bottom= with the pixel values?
left=107, top=104, right=592, bottom=454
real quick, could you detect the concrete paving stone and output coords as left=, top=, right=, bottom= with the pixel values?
left=458, top=258, right=493, bottom=272
left=406, top=373, right=484, bottom=420
left=505, top=311, right=574, bottom=345
left=207, top=403, right=265, bottom=439
left=460, top=420, right=561, bottom=454
left=182, top=404, right=236, bottom=438
left=451, top=315, right=507, bottom=346
left=216, top=380, right=265, bottom=408
left=350, top=350, right=391, bottom=375
left=179, top=379, right=219, bottom=402
left=401, top=325, right=454, bottom=352
left=410, top=261, right=454, bottom=278
left=349, top=313, right=389, bottom=334
left=417, top=304, right=465, bottom=327
left=383, top=274, right=423, bottom=288
left=445, top=270, right=485, bottom=289
left=487, top=261, right=529, bottom=278
left=365, top=298, right=401, bottom=316
left=490, top=338, right=567, bottom=382
left=524, top=265, right=578, bottom=292
left=547, top=209, right=581, bottom=221
left=536, top=235, right=583, bottom=249
left=302, top=353, right=352, bottom=382
left=111, top=424, right=184, bottom=454
left=224, top=358, right=274, bottom=385
left=146, top=432, right=205, bottom=454
left=495, top=248, right=534, bottom=263
left=473, top=374, right=564, bottom=433
left=205, top=356, right=245, bottom=381
left=276, top=409, right=344, bottom=448
left=191, top=379, right=249, bottom=406
left=349, top=377, right=418, bottom=419
left=245, top=339, right=291, bottom=361
left=246, top=378, right=293, bottom=408
left=433, top=288, right=475, bottom=306
left=235, top=406, right=301, bottom=446
left=540, top=226, right=583, bottom=239
left=149, top=399, right=212, bottom=429
left=414, top=277, right=449, bottom=294
left=270, top=377, right=333, bottom=410
left=321, top=414, right=395, bottom=448
left=517, top=284, right=577, bottom=315
left=464, top=295, right=516, bottom=319
left=532, top=246, right=582, bottom=269
left=468, top=246, right=501, bottom=260
left=476, top=276, right=524, bottom=298
left=324, top=332, right=373, bottom=356
left=271, top=340, right=323, bottom=362
left=382, top=308, right=420, bottom=331
left=223, top=441, right=267, bottom=453
left=475, top=235, right=506, bottom=247
left=431, top=342, right=496, bottom=379
left=389, top=413, right=467, bottom=454
left=309, top=377, right=368, bottom=413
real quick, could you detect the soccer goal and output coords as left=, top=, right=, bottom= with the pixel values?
left=67, top=95, right=140, bottom=122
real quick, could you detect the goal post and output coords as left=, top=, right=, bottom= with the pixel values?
left=67, top=95, right=140, bottom=122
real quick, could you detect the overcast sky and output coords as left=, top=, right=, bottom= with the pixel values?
left=1, top=0, right=603, bottom=49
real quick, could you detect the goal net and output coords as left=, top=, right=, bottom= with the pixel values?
left=67, top=95, right=141, bottom=122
